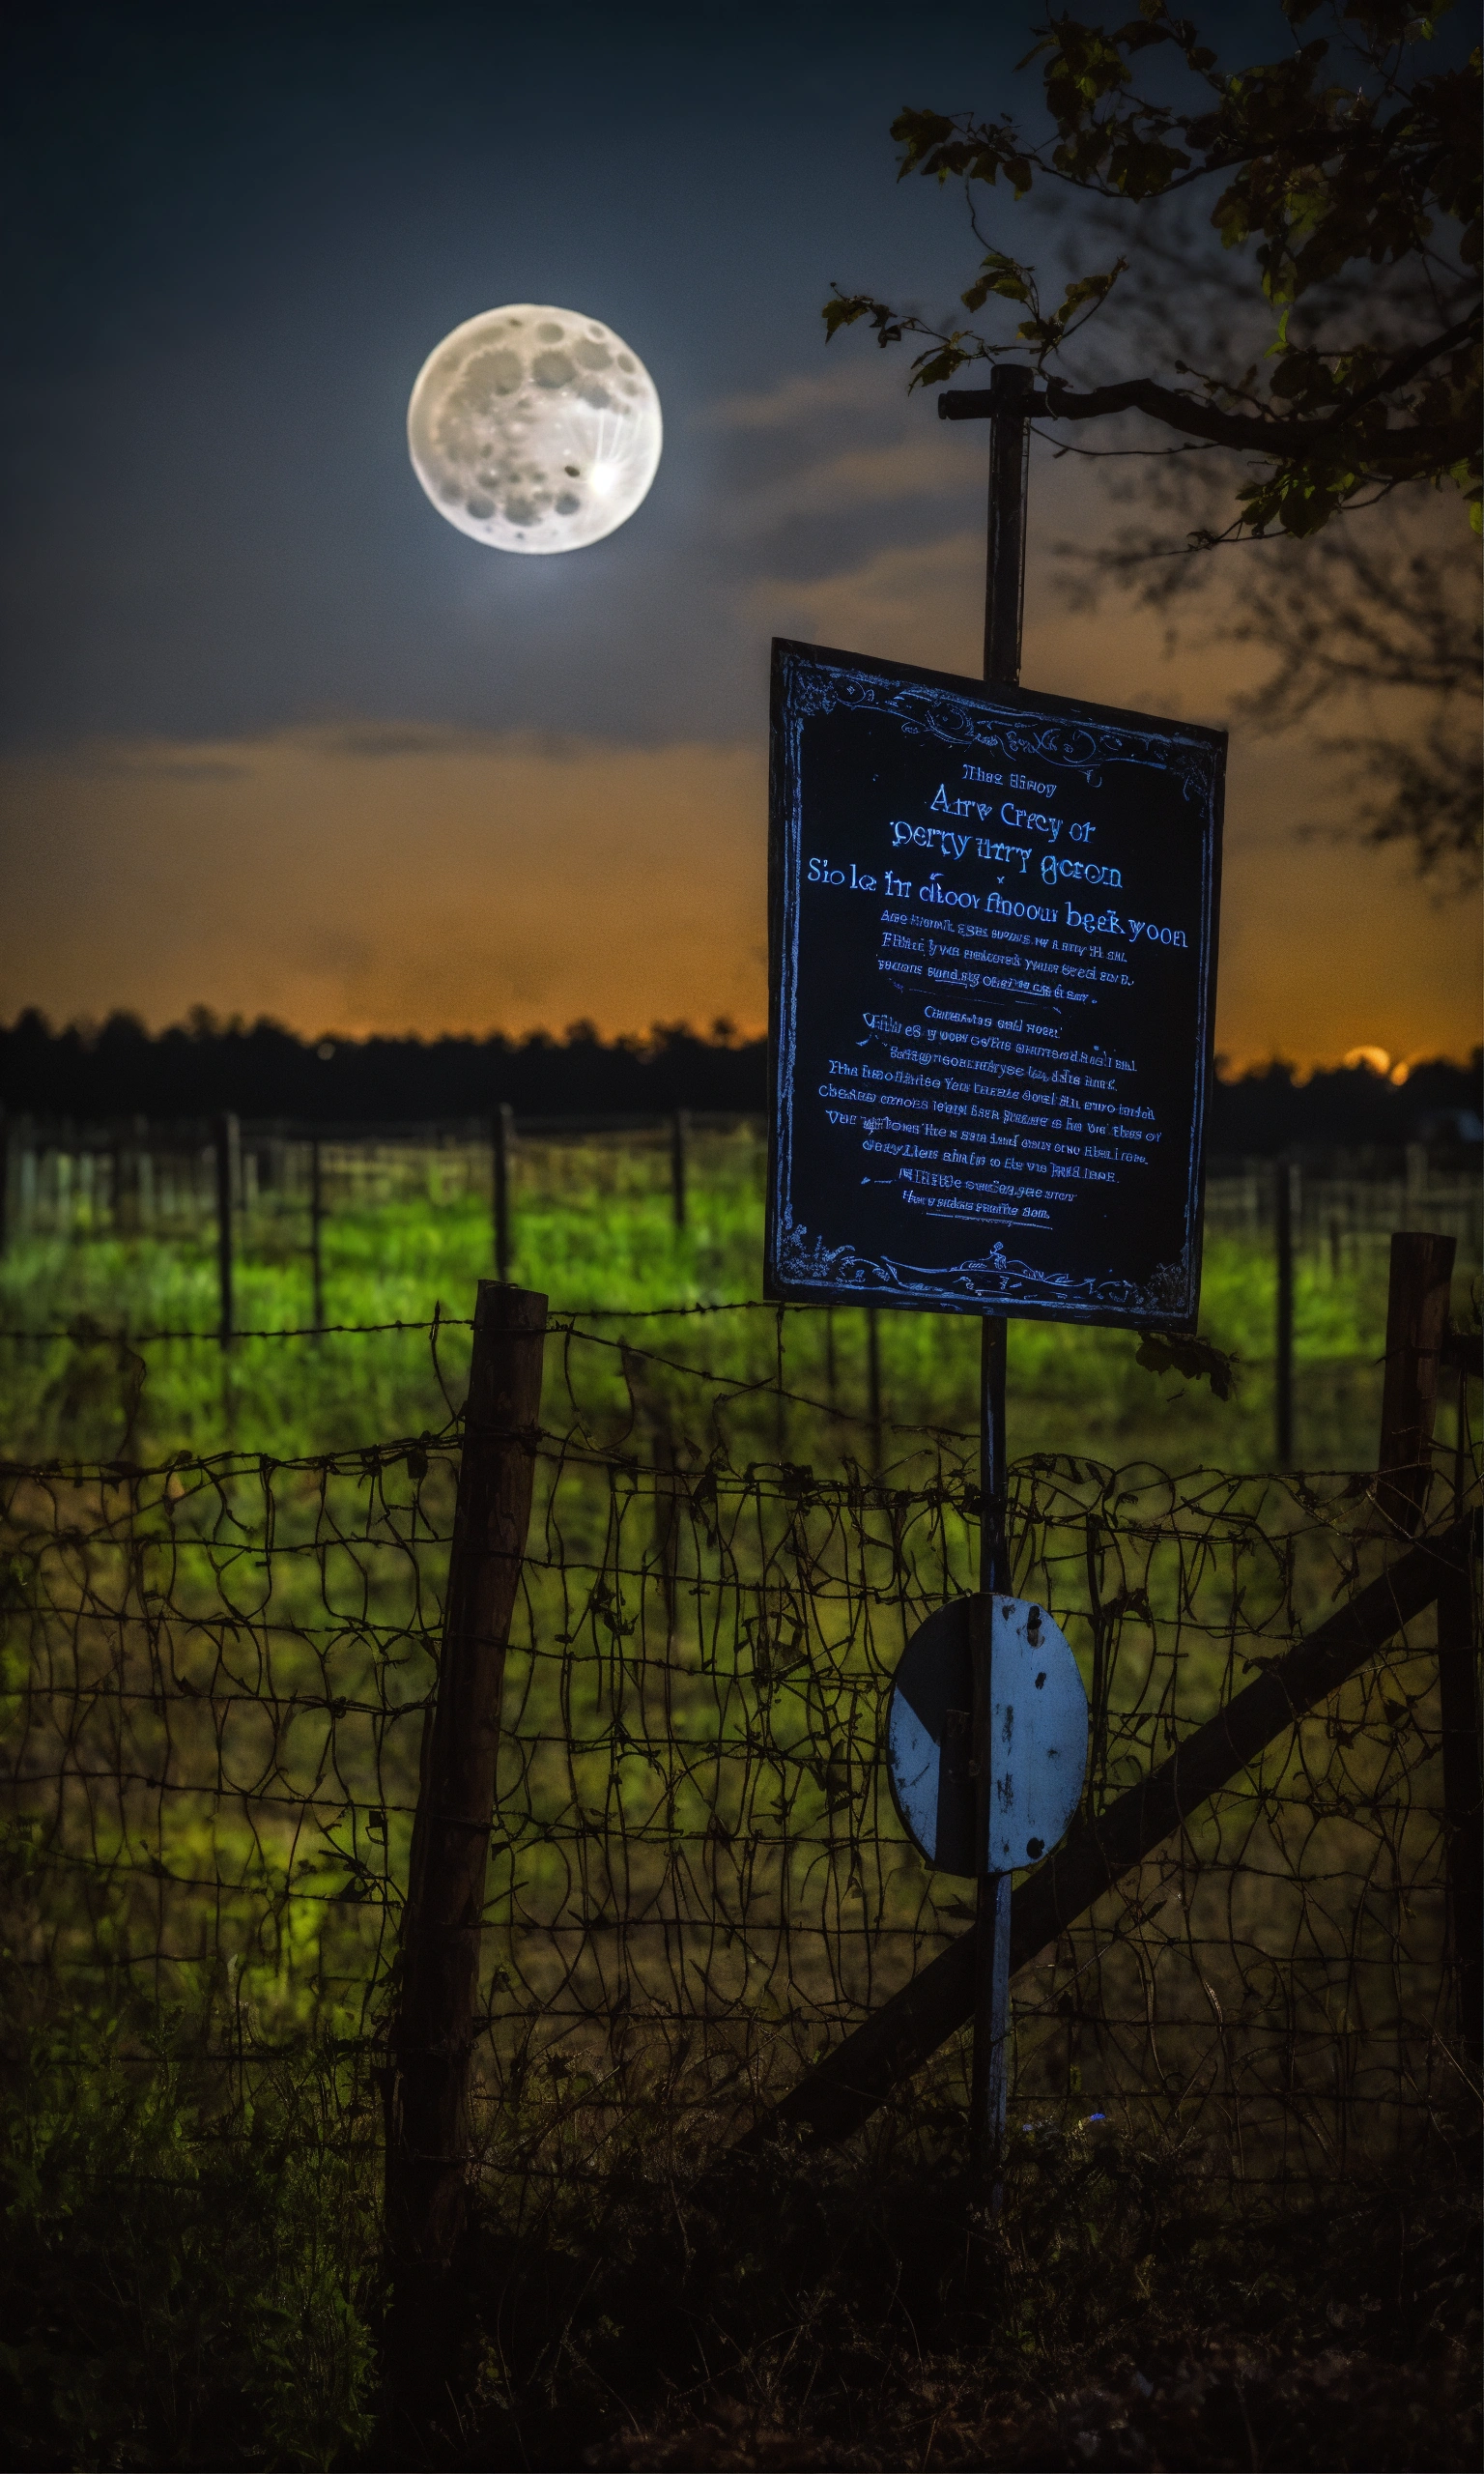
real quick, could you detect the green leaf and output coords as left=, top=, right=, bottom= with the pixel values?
left=960, top=248, right=1035, bottom=311
left=1135, top=1330, right=1239, bottom=1400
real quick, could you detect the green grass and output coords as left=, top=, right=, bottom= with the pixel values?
left=2, top=1141, right=1478, bottom=2467
left=4, top=1136, right=1474, bottom=1472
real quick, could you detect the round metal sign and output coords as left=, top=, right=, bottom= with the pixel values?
left=886, top=1596, right=1088, bottom=1878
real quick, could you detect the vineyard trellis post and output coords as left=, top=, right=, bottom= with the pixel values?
left=213, top=1111, right=239, bottom=1347
left=309, top=1136, right=326, bottom=1335
left=387, top=1279, right=547, bottom=2277
left=671, top=1107, right=689, bottom=1231
left=492, top=1104, right=515, bottom=1283
left=1274, top=1150, right=1298, bottom=1467
left=866, top=1306, right=883, bottom=1473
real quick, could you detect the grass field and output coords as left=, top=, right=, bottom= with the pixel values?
left=2, top=1137, right=1478, bottom=2469
left=0, top=1131, right=1477, bottom=1473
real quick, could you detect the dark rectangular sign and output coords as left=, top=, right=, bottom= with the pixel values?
left=766, top=639, right=1225, bottom=1329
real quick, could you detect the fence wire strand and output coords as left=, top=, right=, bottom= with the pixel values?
left=2, top=1312, right=1477, bottom=2192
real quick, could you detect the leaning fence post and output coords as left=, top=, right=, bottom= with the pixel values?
left=388, top=1280, right=547, bottom=2276
left=1376, top=1230, right=1454, bottom=1536
left=214, top=1112, right=240, bottom=1347
left=492, top=1105, right=514, bottom=1283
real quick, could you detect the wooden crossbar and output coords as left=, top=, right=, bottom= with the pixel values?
left=737, top=1515, right=1474, bottom=2158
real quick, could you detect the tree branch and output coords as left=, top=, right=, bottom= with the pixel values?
left=1041, top=364, right=1476, bottom=472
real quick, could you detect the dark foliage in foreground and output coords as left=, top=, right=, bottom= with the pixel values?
left=391, top=2109, right=1481, bottom=2474
left=2, top=1007, right=1481, bottom=1153
left=1, top=1990, right=1477, bottom=2472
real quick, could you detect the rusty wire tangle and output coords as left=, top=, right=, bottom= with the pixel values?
left=1, top=1309, right=1477, bottom=2191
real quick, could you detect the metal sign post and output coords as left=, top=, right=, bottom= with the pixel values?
left=963, top=363, right=1036, bottom=2206
left=887, top=1592, right=1089, bottom=2202
left=767, top=360, right=1225, bottom=2208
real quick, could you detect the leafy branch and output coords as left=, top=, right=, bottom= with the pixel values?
left=824, top=2, right=1481, bottom=539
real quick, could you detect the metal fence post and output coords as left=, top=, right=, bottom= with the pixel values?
left=388, top=1280, right=547, bottom=2277
left=1273, top=1152, right=1297, bottom=1468
left=670, top=1107, right=689, bottom=1232
left=866, top=1306, right=883, bottom=1473
left=309, top=1136, right=326, bottom=1335
left=1405, top=1139, right=1428, bottom=1221
left=492, top=1105, right=514, bottom=1283
left=214, top=1112, right=240, bottom=1347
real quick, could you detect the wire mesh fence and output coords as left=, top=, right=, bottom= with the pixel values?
left=3, top=1113, right=1480, bottom=1259
left=3, top=1304, right=1477, bottom=2199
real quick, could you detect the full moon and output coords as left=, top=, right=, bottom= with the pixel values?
left=407, top=304, right=662, bottom=554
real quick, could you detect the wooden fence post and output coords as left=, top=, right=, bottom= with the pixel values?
left=492, top=1106, right=514, bottom=1283
left=866, top=1307, right=883, bottom=1473
left=671, top=1108, right=689, bottom=1232
left=1273, top=1152, right=1298, bottom=1468
left=1376, top=1237, right=1478, bottom=2068
left=309, top=1136, right=327, bottom=1335
left=388, top=1280, right=547, bottom=2275
left=1438, top=1525, right=1482, bottom=2068
left=214, top=1112, right=240, bottom=1347
left=1376, top=1230, right=1454, bottom=1536
left=1441, top=1330, right=1482, bottom=2067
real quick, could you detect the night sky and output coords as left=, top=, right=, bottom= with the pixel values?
left=2, top=0, right=1476, bottom=1065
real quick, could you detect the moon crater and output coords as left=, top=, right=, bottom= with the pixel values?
left=408, top=303, right=662, bottom=553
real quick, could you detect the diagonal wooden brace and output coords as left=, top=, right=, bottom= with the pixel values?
left=738, top=1515, right=1475, bottom=2158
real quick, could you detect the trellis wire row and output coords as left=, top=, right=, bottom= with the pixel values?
left=3, top=1115, right=1479, bottom=1257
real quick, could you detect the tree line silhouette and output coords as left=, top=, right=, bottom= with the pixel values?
left=2, top=1008, right=1479, bottom=1154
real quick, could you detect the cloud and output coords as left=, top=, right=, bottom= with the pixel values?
left=1, top=725, right=767, bottom=1039
left=701, top=364, right=899, bottom=432
left=717, top=438, right=973, bottom=537
left=753, top=530, right=983, bottom=675
left=698, top=357, right=985, bottom=563
left=2, top=688, right=1477, bottom=1072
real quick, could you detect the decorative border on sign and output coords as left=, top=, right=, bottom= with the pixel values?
left=766, top=641, right=1222, bottom=1330
left=771, top=1222, right=1192, bottom=1319
left=786, top=651, right=1222, bottom=808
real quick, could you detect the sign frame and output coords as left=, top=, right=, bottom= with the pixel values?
left=765, top=636, right=1226, bottom=1333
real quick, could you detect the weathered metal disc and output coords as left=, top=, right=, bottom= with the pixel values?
left=886, top=1596, right=1088, bottom=1878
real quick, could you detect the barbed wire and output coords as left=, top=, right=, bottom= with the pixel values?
left=3, top=1310, right=1475, bottom=2194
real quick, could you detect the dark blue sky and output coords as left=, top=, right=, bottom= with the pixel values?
left=4, top=3, right=1473, bottom=1067
left=2, top=0, right=1054, bottom=749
